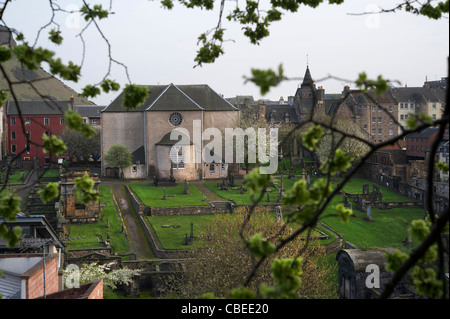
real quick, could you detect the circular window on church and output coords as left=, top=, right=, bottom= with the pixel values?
left=169, top=112, right=183, bottom=126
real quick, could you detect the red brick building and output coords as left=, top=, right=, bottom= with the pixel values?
left=4, top=100, right=72, bottom=165
left=405, top=127, right=439, bottom=160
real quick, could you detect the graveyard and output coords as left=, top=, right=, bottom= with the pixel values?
left=139, top=174, right=426, bottom=252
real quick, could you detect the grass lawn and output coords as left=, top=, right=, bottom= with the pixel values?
left=129, top=183, right=208, bottom=207
left=42, top=169, right=60, bottom=178
left=145, top=214, right=217, bottom=250
left=1, top=169, right=29, bottom=185
left=146, top=212, right=327, bottom=250
left=67, top=185, right=130, bottom=254
left=320, top=195, right=425, bottom=250
left=204, top=175, right=298, bottom=205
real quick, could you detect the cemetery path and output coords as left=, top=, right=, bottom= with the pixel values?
left=191, top=181, right=222, bottom=201
left=106, top=182, right=156, bottom=259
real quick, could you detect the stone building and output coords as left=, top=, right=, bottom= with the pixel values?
left=390, top=86, right=446, bottom=134
left=59, top=169, right=100, bottom=223
left=101, top=83, right=240, bottom=180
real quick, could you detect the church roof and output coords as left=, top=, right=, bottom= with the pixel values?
left=103, top=83, right=239, bottom=112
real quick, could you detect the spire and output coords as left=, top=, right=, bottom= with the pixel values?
left=301, top=65, right=313, bottom=88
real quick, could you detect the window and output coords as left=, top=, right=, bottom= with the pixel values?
left=209, top=164, right=215, bottom=172
left=416, top=146, right=419, bottom=151
left=400, top=115, right=404, bottom=120
left=417, top=103, right=421, bottom=108
left=132, top=165, right=137, bottom=172
left=372, top=129, right=376, bottom=135
left=11, top=145, right=16, bottom=153
left=60, top=117, right=65, bottom=125
left=432, top=103, right=436, bottom=109
left=26, top=143, right=31, bottom=153
left=92, top=119, right=98, bottom=125
left=410, top=103, right=414, bottom=109
left=407, top=146, right=410, bottom=151
left=378, top=106, right=381, bottom=112
left=378, top=117, right=382, bottom=123
left=170, top=146, right=185, bottom=169
left=44, top=131, right=50, bottom=137
left=378, top=129, right=382, bottom=135
left=25, top=117, right=30, bottom=125
left=372, top=118, right=376, bottom=124
left=372, top=106, right=376, bottom=112
left=400, top=103, right=404, bottom=109
left=389, top=105, right=393, bottom=112
left=389, top=118, right=393, bottom=124
left=45, top=157, right=50, bottom=164
left=25, top=131, right=30, bottom=139
left=11, top=117, right=16, bottom=126
left=363, top=124, right=368, bottom=129
left=11, top=131, right=16, bottom=140
left=44, top=118, right=49, bottom=125
left=405, top=114, right=408, bottom=119
left=389, top=129, right=393, bottom=136
left=432, top=114, right=437, bottom=120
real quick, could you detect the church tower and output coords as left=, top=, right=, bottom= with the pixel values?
left=294, top=66, right=318, bottom=119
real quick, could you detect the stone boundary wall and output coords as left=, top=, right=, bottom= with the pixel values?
left=125, top=185, right=151, bottom=215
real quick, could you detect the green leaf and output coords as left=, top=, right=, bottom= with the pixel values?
left=38, top=182, right=60, bottom=204
left=122, top=84, right=148, bottom=109
left=249, top=64, right=285, bottom=95
left=247, top=232, right=275, bottom=258
left=244, top=168, right=272, bottom=195
left=409, top=219, right=430, bottom=242
left=385, top=249, right=409, bottom=273
left=0, top=45, right=12, bottom=62
left=74, top=174, right=99, bottom=204
left=301, top=125, right=324, bottom=151
left=334, top=203, right=352, bottom=223
left=42, top=133, right=67, bottom=155
left=48, top=29, right=63, bottom=45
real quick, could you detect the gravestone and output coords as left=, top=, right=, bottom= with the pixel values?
left=277, top=186, right=282, bottom=203
left=184, top=179, right=190, bottom=195
left=363, top=184, right=369, bottom=195
left=276, top=206, right=283, bottom=223
left=106, top=218, right=110, bottom=228
left=288, top=167, right=295, bottom=180
left=190, top=222, right=194, bottom=241
left=162, top=187, right=166, bottom=200
left=365, top=205, right=373, bottom=222
left=306, top=174, right=310, bottom=186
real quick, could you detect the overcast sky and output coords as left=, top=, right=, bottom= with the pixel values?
left=3, top=0, right=449, bottom=106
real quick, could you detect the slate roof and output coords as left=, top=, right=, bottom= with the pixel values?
left=406, top=127, right=439, bottom=138
left=103, top=84, right=239, bottom=112
left=265, top=104, right=300, bottom=123
left=131, top=146, right=145, bottom=164
left=6, top=100, right=72, bottom=115
left=390, top=87, right=446, bottom=103
left=73, top=105, right=105, bottom=118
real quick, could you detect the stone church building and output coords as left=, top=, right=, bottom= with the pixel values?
left=101, top=83, right=240, bottom=180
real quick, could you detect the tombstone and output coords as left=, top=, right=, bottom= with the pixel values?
left=365, top=205, right=373, bottom=222
left=288, top=167, right=295, bottom=180
left=306, top=174, right=310, bottom=186
left=362, top=184, right=369, bottom=195
left=276, top=186, right=282, bottom=203
left=190, top=222, right=194, bottom=241
left=276, top=206, right=283, bottom=223
left=183, top=233, right=190, bottom=245
left=342, top=191, right=347, bottom=204
left=184, top=179, right=190, bottom=195
left=162, top=187, right=166, bottom=200
left=106, top=218, right=110, bottom=228
left=240, top=185, right=244, bottom=194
